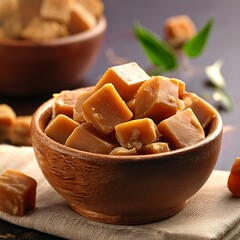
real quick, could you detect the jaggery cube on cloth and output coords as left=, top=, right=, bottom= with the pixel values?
left=0, top=169, right=37, bottom=216
left=0, top=104, right=16, bottom=143
left=228, top=157, right=240, bottom=197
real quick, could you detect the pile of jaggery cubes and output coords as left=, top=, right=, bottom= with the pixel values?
left=45, top=62, right=216, bottom=155
left=0, top=0, right=103, bottom=40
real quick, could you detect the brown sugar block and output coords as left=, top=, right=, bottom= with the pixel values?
left=53, top=91, right=75, bottom=118
left=0, top=104, right=16, bottom=126
left=157, top=108, right=205, bottom=149
left=75, top=0, right=104, bottom=18
left=73, top=89, right=93, bottom=123
left=0, top=104, right=16, bottom=142
left=182, top=92, right=216, bottom=129
left=135, top=76, right=181, bottom=124
left=7, top=116, right=32, bottom=146
left=94, top=62, right=150, bottom=101
left=68, top=2, right=97, bottom=34
left=163, top=15, right=196, bottom=47
left=0, top=0, right=18, bottom=21
left=138, top=142, right=170, bottom=154
left=21, top=17, right=69, bottom=41
left=52, top=89, right=87, bottom=119
left=18, top=0, right=42, bottom=26
left=0, top=169, right=37, bottom=216
left=115, top=118, right=160, bottom=150
left=82, top=83, right=133, bottom=134
left=40, top=0, right=74, bottom=24
left=169, top=77, right=186, bottom=97
left=126, top=98, right=136, bottom=116
left=65, top=123, right=118, bottom=154
left=162, top=77, right=186, bottom=111
left=45, top=114, right=79, bottom=144
left=110, top=147, right=138, bottom=156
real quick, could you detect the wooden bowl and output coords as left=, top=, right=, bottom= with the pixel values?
left=0, top=16, right=106, bottom=96
left=31, top=97, right=223, bottom=225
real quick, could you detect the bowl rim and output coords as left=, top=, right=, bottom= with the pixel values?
left=0, top=15, right=107, bottom=47
left=31, top=96, right=223, bottom=164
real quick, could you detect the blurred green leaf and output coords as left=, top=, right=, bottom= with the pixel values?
left=205, top=59, right=226, bottom=89
left=133, top=22, right=177, bottom=71
left=183, top=17, right=214, bottom=58
left=212, top=88, right=233, bottom=111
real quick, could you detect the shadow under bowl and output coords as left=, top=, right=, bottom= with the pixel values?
left=31, top=97, right=223, bottom=225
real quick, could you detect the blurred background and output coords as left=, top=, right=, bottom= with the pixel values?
left=86, top=0, right=240, bottom=171
left=1, top=0, right=240, bottom=170
left=94, top=0, right=239, bottom=81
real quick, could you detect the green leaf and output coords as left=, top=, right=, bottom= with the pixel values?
left=183, top=17, right=214, bottom=58
left=212, top=89, right=233, bottom=111
left=133, top=22, right=177, bottom=71
left=205, top=59, right=226, bottom=89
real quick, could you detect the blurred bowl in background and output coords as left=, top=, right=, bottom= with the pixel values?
left=0, top=15, right=106, bottom=96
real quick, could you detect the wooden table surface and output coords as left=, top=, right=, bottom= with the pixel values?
left=0, top=0, right=240, bottom=239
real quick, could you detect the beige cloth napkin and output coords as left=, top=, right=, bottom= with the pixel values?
left=0, top=144, right=240, bottom=240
